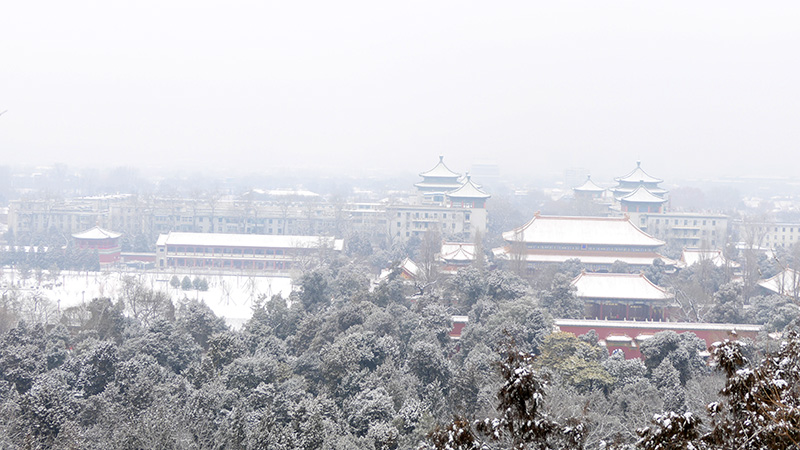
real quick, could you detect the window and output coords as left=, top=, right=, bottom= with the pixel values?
left=712, top=220, right=716, bottom=226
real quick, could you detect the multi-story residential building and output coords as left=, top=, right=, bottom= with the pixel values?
left=734, top=220, right=800, bottom=250
left=641, top=212, right=729, bottom=249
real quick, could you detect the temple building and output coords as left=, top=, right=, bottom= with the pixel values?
left=446, top=176, right=490, bottom=209
left=72, top=226, right=122, bottom=265
left=571, top=272, right=676, bottom=321
left=156, top=232, right=343, bottom=274
left=389, top=156, right=490, bottom=243
left=612, top=161, right=668, bottom=199
left=620, top=186, right=667, bottom=214
left=439, top=242, right=477, bottom=273
left=414, top=156, right=463, bottom=203
left=493, top=213, right=675, bottom=271
left=572, top=175, right=606, bottom=200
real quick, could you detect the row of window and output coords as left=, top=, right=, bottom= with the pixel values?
left=396, top=211, right=467, bottom=220
left=165, top=258, right=291, bottom=270
left=653, top=218, right=718, bottom=226
left=164, top=246, right=288, bottom=256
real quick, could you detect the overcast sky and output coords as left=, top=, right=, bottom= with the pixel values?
left=2, top=1, right=799, bottom=181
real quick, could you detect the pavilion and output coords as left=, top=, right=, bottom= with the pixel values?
left=612, top=161, right=668, bottom=199
left=72, top=226, right=122, bottom=265
left=571, top=271, right=676, bottom=321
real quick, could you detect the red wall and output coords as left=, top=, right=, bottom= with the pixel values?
left=557, top=323, right=759, bottom=359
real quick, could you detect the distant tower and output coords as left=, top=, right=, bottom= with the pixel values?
left=414, top=156, right=462, bottom=203
left=612, top=161, right=667, bottom=199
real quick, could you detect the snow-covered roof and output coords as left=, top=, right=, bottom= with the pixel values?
left=554, top=318, right=762, bottom=333
left=249, top=188, right=320, bottom=198
left=446, top=177, right=491, bottom=199
left=681, top=248, right=740, bottom=268
left=573, top=176, right=605, bottom=193
left=72, top=226, right=122, bottom=240
left=614, top=161, right=663, bottom=184
left=419, top=156, right=460, bottom=179
left=571, top=272, right=673, bottom=301
left=501, top=214, right=665, bottom=247
left=440, top=242, right=476, bottom=262
left=758, top=268, right=800, bottom=297
left=156, top=232, right=344, bottom=251
left=379, top=257, right=421, bottom=280
left=620, top=186, right=667, bottom=204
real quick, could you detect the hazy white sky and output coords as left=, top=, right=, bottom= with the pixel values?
left=2, top=1, right=799, bottom=180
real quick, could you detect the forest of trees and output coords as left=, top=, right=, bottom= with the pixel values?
left=1, top=253, right=799, bottom=449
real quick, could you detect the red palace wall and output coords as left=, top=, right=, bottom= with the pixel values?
left=556, top=321, right=761, bottom=359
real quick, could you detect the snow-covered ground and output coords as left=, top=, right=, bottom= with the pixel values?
left=0, top=268, right=295, bottom=328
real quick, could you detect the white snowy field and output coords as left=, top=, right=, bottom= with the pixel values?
left=0, top=268, right=295, bottom=328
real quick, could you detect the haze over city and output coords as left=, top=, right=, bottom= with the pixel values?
left=2, top=1, right=800, bottom=179
left=5, top=3, right=800, bottom=450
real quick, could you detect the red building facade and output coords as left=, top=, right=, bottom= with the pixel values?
left=72, top=226, right=122, bottom=265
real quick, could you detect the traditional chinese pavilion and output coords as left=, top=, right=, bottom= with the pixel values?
left=619, top=185, right=668, bottom=213
left=572, top=272, right=676, bottom=321
left=72, top=226, right=122, bottom=265
left=414, top=156, right=462, bottom=202
left=572, top=175, right=606, bottom=200
left=440, top=242, right=476, bottom=274
left=446, top=176, right=491, bottom=208
left=612, top=161, right=667, bottom=199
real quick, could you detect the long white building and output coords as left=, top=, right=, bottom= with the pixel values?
left=156, top=232, right=343, bottom=274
